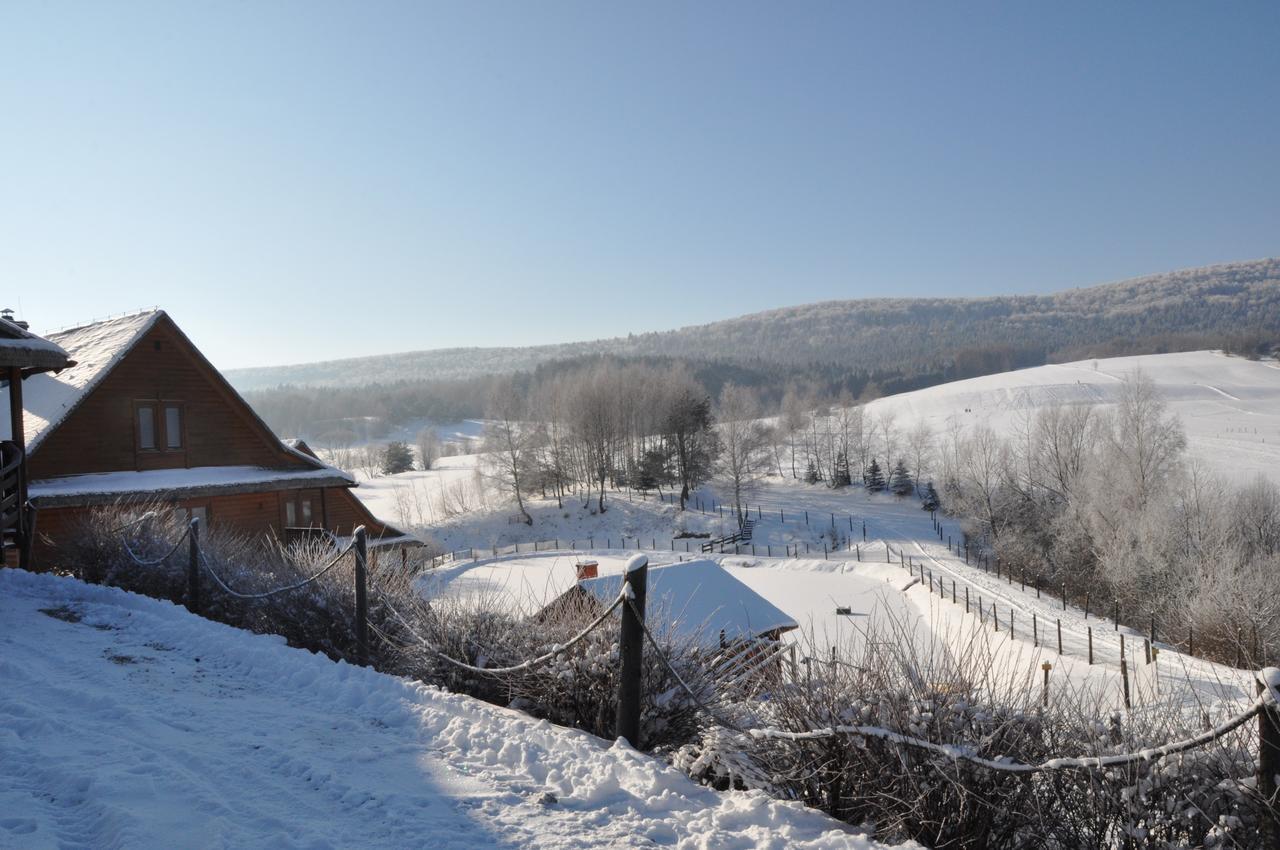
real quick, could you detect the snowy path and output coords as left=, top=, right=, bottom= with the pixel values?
left=0, top=569, right=888, bottom=850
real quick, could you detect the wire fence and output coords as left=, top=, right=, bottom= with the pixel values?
left=112, top=511, right=1280, bottom=814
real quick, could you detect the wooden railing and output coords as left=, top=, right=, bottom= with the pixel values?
left=0, top=441, right=23, bottom=535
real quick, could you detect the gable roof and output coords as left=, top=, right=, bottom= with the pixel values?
left=0, top=311, right=161, bottom=447
left=575, top=560, right=798, bottom=648
left=0, top=311, right=328, bottom=475
left=0, top=317, right=71, bottom=372
left=419, top=556, right=797, bottom=649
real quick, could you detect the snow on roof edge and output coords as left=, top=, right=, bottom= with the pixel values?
left=22, top=310, right=164, bottom=454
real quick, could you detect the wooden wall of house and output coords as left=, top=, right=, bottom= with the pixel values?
left=323, top=487, right=396, bottom=539
left=30, top=486, right=401, bottom=568
left=31, top=318, right=312, bottom=479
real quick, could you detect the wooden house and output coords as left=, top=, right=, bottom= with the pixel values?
left=0, top=310, right=415, bottom=565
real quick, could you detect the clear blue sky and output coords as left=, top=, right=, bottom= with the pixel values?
left=3, top=2, right=1278, bottom=369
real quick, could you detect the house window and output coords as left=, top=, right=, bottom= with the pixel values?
left=283, top=493, right=318, bottom=529
left=165, top=405, right=183, bottom=449
left=137, top=405, right=157, bottom=450
left=134, top=400, right=185, bottom=454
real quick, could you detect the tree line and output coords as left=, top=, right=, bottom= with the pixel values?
left=934, top=373, right=1279, bottom=666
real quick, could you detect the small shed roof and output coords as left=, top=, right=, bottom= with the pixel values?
left=0, top=317, right=71, bottom=372
left=575, top=560, right=798, bottom=649
left=419, top=555, right=797, bottom=650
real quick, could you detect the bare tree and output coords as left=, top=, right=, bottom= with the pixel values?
left=716, top=384, right=771, bottom=526
left=481, top=378, right=533, bottom=525
left=415, top=427, right=440, bottom=471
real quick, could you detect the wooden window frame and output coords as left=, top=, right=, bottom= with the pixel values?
left=162, top=401, right=187, bottom=451
left=133, top=399, right=187, bottom=458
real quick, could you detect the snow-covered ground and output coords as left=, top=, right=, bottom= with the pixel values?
left=860, top=350, right=1280, bottom=486
left=345, top=350, right=1271, bottom=714
left=0, top=568, right=892, bottom=850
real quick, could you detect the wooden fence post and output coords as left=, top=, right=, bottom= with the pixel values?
left=1056, top=619, right=1062, bottom=655
left=1257, top=672, right=1280, bottom=849
left=1041, top=662, right=1051, bottom=708
left=965, top=586, right=970, bottom=614
left=187, top=516, right=200, bottom=615
left=1033, top=613, right=1038, bottom=647
left=354, top=526, right=368, bottom=667
left=616, top=555, right=648, bottom=746
left=1088, top=627, right=1093, bottom=665
left=1120, top=658, right=1131, bottom=709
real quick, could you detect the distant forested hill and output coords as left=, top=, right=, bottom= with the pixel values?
left=226, top=258, right=1280, bottom=393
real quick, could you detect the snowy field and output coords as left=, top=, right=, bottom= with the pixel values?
left=859, top=350, right=1280, bottom=486
left=344, top=350, right=1273, bottom=715
left=0, top=568, right=892, bottom=850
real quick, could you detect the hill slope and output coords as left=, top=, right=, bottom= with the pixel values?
left=860, top=349, right=1280, bottom=486
left=225, top=259, right=1280, bottom=390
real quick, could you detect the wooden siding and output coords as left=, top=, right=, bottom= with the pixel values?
left=31, top=486, right=401, bottom=567
left=30, top=318, right=312, bottom=479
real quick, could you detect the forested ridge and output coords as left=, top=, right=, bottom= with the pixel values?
left=236, top=258, right=1280, bottom=439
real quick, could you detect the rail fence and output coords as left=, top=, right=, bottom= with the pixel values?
left=114, top=515, right=1280, bottom=840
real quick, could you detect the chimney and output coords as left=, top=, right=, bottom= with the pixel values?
left=0, top=308, right=26, bottom=329
left=575, top=560, right=598, bottom=580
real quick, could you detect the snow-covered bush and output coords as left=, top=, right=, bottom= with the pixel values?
left=377, top=589, right=747, bottom=751
left=50, top=503, right=422, bottom=668
left=677, top=608, right=1273, bottom=848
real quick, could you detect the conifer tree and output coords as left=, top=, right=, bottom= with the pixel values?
left=865, top=457, right=886, bottom=492
left=832, top=451, right=852, bottom=488
left=804, top=458, right=821, bottom=484
left=921, top=480, right=941, bottom=512
left=381, top=441, right=415, bottom=475
left=891, top=458, right=914, bottom=497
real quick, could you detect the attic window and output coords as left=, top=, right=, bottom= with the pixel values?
left=137, top=405, right=156, bottom=450
left=134, top=400, right=185, bottom=454
left=165, top=404, right=183, bottom=449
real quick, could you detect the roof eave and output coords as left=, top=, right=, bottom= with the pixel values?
left=29, top=472, right=355, bottom=508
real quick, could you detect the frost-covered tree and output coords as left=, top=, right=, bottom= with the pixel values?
left=415, top=427, right=440, bottom=471
left=715, top=383, right=770, bottom=525
left=890, top=459, right=914, bottom=498
left=381, top=441, right=415, bottom=475
left=660, top=373, right=719, bottom=510
left=482, top=377, right=534, bottom=524
left=864, top=458, right=886, bottom=493
left=921, top=481, right=941, bottom=512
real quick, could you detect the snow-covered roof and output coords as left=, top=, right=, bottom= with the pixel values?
left=29, top=465, right=355, bottom=507
left=419, top=556, right=797, bottom=649
left=0, top=317, right=71, bottom=372
left=575, top=560, right=798, bottom=648
left=0, top=311, right=161, bottom=446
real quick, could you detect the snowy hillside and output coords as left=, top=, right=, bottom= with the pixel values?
left=860, top=350, right=1280, bottom=486
left=0, top=568, right=889, bottom=850
left=223, top=258, right=1280, bottom=390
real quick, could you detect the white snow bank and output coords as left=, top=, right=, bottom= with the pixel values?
left=0, top=568, right=895, bottom=849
